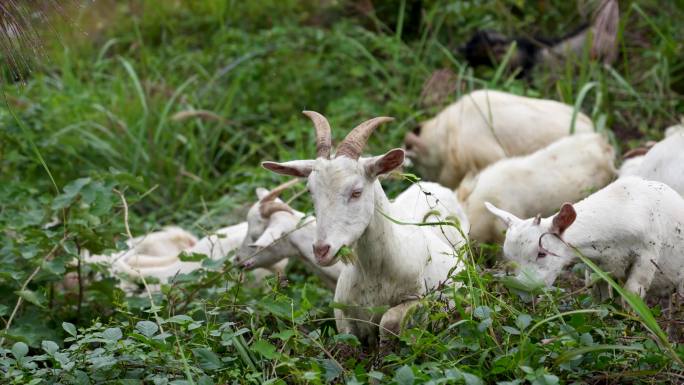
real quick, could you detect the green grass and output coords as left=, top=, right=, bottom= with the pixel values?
left=1, top=0, right=683, bottom=384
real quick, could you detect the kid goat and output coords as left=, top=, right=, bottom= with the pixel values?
left=485, top=176, right=684, bottom=299
left=263, top=111, right=468, bottom=345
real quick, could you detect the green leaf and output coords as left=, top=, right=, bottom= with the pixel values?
left=463, top=373, right=484, bottom=385
left=179, top=251, right=207, bottom=262
left=333, top=333, right=360, bottom=347
left=62, top=322, right=77, bottom=337
left=166, top=315, right=194, bottom=324
left=394, top=365, right=414, bottom=385
left=12, top=341, right=28, bottom=359
left=192, top=348, right=223, bottom=371
left=136, top=320, right=159, bottom=337
left=15, top=289, right=46, bottom=309
left=102, top=327, right=123, bottom=342
left=322, top=359, right=343, bottom=382
left=516, top=314, right=532, bottom=330
left=41, top=340, right=59, bottom=355
left=502, top=326, right=521, bottom=335
left=473, top=306, right=492, bottom=320
left=271, top=329, right=295, bottom=341
left=251, top=340, right=277, bottom=359
left=63, top=177, right=92, bottom=196
left=501, top=268, right=546, bottom=293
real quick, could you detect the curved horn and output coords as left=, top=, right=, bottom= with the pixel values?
left=260, top=201, right=294, bottom=218
left=259, top=178, right=300, bottom=203
left=303, top=110, right=332, bottom=159
left=336, top=117, right=395, bottom=159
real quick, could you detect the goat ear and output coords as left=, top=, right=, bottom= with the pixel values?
left=550, top=203, right=576, bottom=235
left=255, top=188, right=270, bottom=200
left=262, top=160, right=314, bottom=178
left=484, top=202, right=522, bottom=228
left=364, top=148, right=405, bottom=177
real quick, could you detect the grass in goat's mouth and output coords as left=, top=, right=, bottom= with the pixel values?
left=335, top=245, right=357, bottom=264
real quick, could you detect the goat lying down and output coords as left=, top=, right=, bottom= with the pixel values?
left=263, top=111, right=469, bottom=345
left=85, top=220, right=286, bottom=293
left=462, top=133, right=616, bottom=244
left=405, top=89, right=594, bottom=188
left=619, top=130, right=684, bottom=197
left=237, top=181, right=342, bottom=290
left=461, top=0, right=619, bottom=77
left=486, top=176, right=684, bottom=299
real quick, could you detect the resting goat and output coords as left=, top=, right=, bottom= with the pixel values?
left=486, top=176, right=684, bottom=299
left=263, top=111, right=468, bottom=345
left=619, top=130, right=684, bottom=197
left=237, top=180, right=342, bottom=290
left=462, top=133, right=615, bottom=244
left=461, top=0, right=618, bottom=77
left=405, top=89, right=594, bottom=188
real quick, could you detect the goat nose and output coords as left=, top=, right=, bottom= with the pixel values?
left=312, top=243, right=331, bottom=261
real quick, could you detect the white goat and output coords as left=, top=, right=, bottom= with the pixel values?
left=461, top=133, right=616, bottom=244
left=127, top=226, right=198, bottom=257
left=263, top=111, right=468, bottom=345
left=85, top=221, right=285, bottom=293
left=237, top=181, right=342, bottom=290
left=618, top=121, right=683, bottom=178
left=404, top=90, right=594, bottom=188
left=624, top=133, right=684, bottom=197
left=485, top=176, right=684, bottom=299
left=237, top=180, right=469, bottom=291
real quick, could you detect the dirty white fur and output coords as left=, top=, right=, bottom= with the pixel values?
left=462, top=133, right=616, bottom=243
left=85, top=222, right=284, bottom=293
left=237, top=189, right=342, bottom=290
left=407, top=90, right=594, bottom=188
left=629, top=133, right=684, bottom=197
left=487, top=176, right=684, bottom=299
left=126, top=226, right=198, bottom=257
left=264, top=152, right=468, bottom=345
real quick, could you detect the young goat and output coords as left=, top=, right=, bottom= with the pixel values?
left=485, top=176, right=684, bottom=299
left=237, top=181, right=342, bottom=290
left=263, top=111, right=468, bottom=345
left=404, top=90, right=594, bottom=188
left=461, top=133, right=615, bottom=244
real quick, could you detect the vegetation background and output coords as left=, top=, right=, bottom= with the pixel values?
left=1, top=0, right=683, bottom=383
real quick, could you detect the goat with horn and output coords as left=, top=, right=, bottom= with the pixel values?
left=237, top=178, right=343, bottom=290
left=263, top=111, right=469, bottom=345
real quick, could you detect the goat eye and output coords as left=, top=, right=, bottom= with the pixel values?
left=350, top=190, right=362, bottom=199
left=537, top=251, right=546, bottom=259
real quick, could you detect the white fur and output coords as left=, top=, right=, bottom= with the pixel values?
left=630, top=133, right=684, bottom=197
left=618, top=156, right=644, bottom=178
left=407, top=90, right=594, bottom=188
left=237, top=189, right=342, bottom=290
left=127, top=226, right=198, bottom=257
left=487, top=176, right=684, bottom=298
left=462, top=133, right=616, bottom=243
left=264, top=150, right=468, bottom=345
left=85, top=222, right=282, bottom=293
